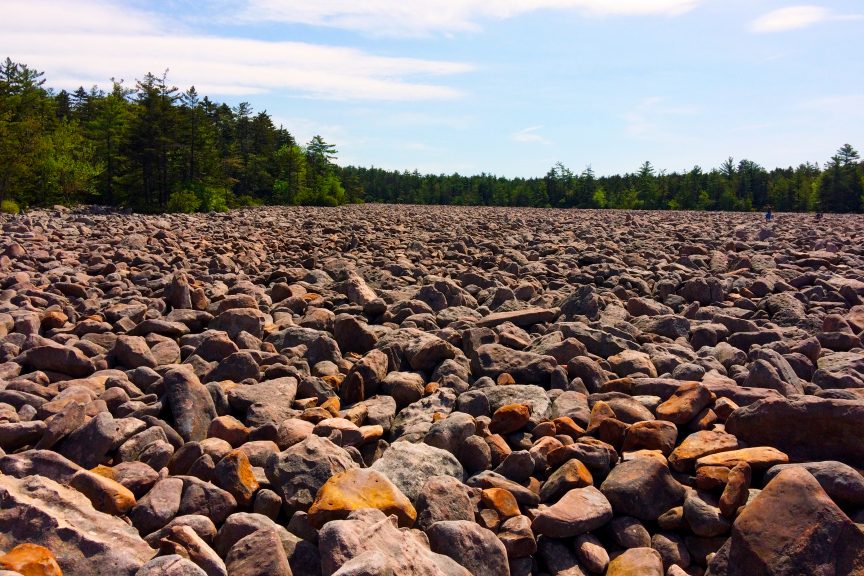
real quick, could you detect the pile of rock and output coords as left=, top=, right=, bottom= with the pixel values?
left=1, top=205, right=863, bottom=575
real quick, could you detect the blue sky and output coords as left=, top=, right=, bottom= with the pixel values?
left=2, top=1, right=862, bottom=176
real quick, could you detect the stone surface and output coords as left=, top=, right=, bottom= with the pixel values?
left=707, top=468, right=864, bottom=575
left=3, top=205, right=864, bottom=576
left=308, top=468, right=416, bottom=528
left=600, top=457, right=686, bottom=520
left=531, top=486, right=613, bottom=538
left=0, top=474, right=155, bottom=576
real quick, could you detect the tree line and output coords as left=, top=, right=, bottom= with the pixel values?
left=345, top=148, right=862, bottom=213
left=1, top=58, right=862, bottom=214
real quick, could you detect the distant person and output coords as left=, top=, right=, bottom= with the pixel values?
left=764, top=205, right=773, bottom=222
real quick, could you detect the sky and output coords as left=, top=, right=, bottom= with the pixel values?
left=1, top=0, right=862, bottom=177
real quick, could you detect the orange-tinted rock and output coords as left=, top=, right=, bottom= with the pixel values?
left=540, top=458, right=594, bottom=502
left=622, top=420, right=678, bottom=455
left=490, top=404, right=531, bottom=434
left=696, top=446, right=788, bottom=471
left=207, top=415, right=250, bottom=447
left=553, top=416, right=585, bottom=440
left=668, top=430, right=740, bottom=472
left=308, top=468, right=416, bottom=528
left=213, top=449, right=259, bottom=506
left=707, top=468, right=864, bottom=575
left=481, top=487, right=520, bottom=518
left=607, top=547, right=664, bottom=576
left=320, top=396, right=341, bottom=416
left=587, top=401, right=617, bottom=433
left=69, top=470, right=136, bottom=516
left=696, top=465, right=730, bottom=491
left=655, top=382, right=713, bottom=425
left=0, top=543, right=62, bottom=576
left=719, top=462, right=751, bottom=519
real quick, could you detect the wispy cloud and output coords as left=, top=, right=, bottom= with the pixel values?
left=238, top=0, right=701, bottom=36
left=750, top=5, right=862, bottom=33
left=0, top=0, right=471, bottom=100
left=623, top=97, right=700, bottom=142
left=512, top=125, right=552, bottom=145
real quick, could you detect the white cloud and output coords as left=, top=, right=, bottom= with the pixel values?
left=623, top=97, right=699, bottom=142
left=750, top=5, right=862, bottom=33
left=512, top=125, right=551, bottom=145
left=0, top=1, right=471, bottom=100
left=238, top=0, right=700, bottom=36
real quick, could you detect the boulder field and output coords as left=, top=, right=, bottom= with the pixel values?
left=1, top=204, right=863, bottom=576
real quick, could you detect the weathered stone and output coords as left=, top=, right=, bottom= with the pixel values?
left=0, top=474, right=155, bottom=576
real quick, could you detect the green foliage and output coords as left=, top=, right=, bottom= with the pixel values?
left=592, top=187, right=607, bottom=208
left=166, top=189, right=201, bottom=213
left=1, top=199, right=20, bottom=214
left=198, top=186, right=229, bottom=213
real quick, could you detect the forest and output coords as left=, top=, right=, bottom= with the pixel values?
left=1, top=58, right=862, bottom=214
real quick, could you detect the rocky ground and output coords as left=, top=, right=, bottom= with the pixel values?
left=0, top=204, right=863, bottom=576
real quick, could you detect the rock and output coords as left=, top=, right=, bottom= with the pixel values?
left=707, top=468, right=864, bottom=575
left=695, top=446, right=789, bottom=471
left=426, top=520, right=510, bottom=576
left=136, top=555, right=208, bottom=576
left=539, top=458, right=593, bottom=502
left=719, top=462, right=751, bottom=518
left=0, top=543, right=62, bottom=576
left=55, top=412, right=142, bottom=469
left=265, top=435, right=357, bottom=514
left=129, top=477, right=184, bottom=534
left=476, top=307, right=558, bottom=328
left=497, top=515, right=536, bottom=559
left=228, top=377, right=298, bottom=427
left=489, top=403, right=531, bottom=434
left=225, top=528, right=292, bottom=576
left=655, top=382, right=713, bottom=425
left=21, top=345, right=94, bottom=377
left=725, top=396, right=864, bottom=468
left=212, top=449, right=259, bottom=507
left=415, top=476, right=475, bottom=531
left=470, top=344, right=557, bottom=386
left=683, top=491, right=731, bottom=537
left=371, top=441, right=464, bottom=502
left=308, top=468, right=416, bottom=528
left=600, top=457, right=686, bottom=520
left=318, top=508, right=470, bottom=576
left=113, top=335, right=158, bottom=369
left=606, top=547, right=664, bottom=576
left=668, top=430, right=740, bottom=472
left=763, top=461, right=864, bottom=507
left=0, top=474, right=155, bottom=576
left=575, top=533, right=609, bottom=574
left=531, top=486, right=613, bottom=538
left=69, top=469, right=136, bottom=515
left=163, top=367, right=218, bottom=442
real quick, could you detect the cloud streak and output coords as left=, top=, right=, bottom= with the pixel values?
left=750, top=5, right=862, bottom=33
left=512, top=125, right=551, bottom=145
left=0, top=0, right=471, bottom=100
left=239, top=0, right=701, bottom=36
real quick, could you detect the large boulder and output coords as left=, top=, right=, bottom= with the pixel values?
left=600, top=457, right=686, bottom=520
left=318, top=508, right=470, bottom=576
left=707, top=468, right=864, bottom=575
left=265, top=435, right=357, bottom=515
left=372, top=442, right=464, bottom=503
left=469, top=344, right=557, bottom=386
left=0, top=474, right=155, bottom=575
left=725, top=396, right=864, bottom=467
